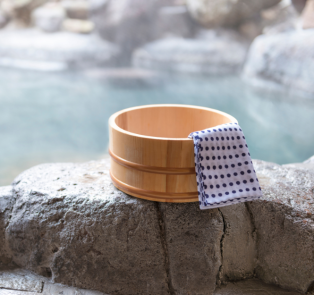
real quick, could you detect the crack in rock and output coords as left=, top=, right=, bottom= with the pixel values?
left=155, top=202, right=174, bottom=295
left=217, top=208, right=227, bottom=287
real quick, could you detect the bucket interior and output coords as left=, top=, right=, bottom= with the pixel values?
left=115, top=106, right=235, bottom=139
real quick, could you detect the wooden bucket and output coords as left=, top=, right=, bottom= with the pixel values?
left=109, top=104, right=237, bottom=203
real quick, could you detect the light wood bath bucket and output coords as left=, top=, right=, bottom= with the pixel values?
left=109, top=104, right=237, bottom=203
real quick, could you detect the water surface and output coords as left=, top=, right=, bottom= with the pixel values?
left=0, top=68, right=313, bottom=186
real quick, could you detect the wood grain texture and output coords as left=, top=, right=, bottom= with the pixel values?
left=109, top=104, right=238, bottom=203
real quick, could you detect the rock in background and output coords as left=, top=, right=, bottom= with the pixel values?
left=0, top=0, right=306, bottom=74
left=0, top=29, right=119, bottom=71
left=32, top=3, right=66, bottom=32
left=185, top=0, right=282, bottom=27
left=133, top=29, right=249, bottom=74
left=242, top=29, right=314, bottom=96
left=92, top=0, right=198, bottom=64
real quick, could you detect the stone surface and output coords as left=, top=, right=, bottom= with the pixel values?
left=261, top=1, right=300, bottom=35
left=92, top=0, right=188, bottom=63
left=32, top=3, right=66, bottom=33
left=242, top=29, right=314, bottom=96
left=219, top=203, right=256, bottom=283
left=214, top=278, right=302, bottom=295
left=155, top=6, right=197, bottom=39
left=0, top=269, right=43, bottom=292
left=61, top=0, right=90, bottom=20
left=0, top=274, right=302, bottom=295
left=0, top=268, right=105, bottom=294
left=4, top=158, right=233, bottom=294
left=158, top=202, right=223, bottom=294
left=133, top=29, right=249, bottom=74
left=283, top=155, right=314, bottom=172
left=0, top=186, right=14, bottom=266
left=6, top=159, right=169, bottom=294
left=249, top=159, right=314, bottom=293
left=238, top=1, right=300, bottom=40
left=2, top=156, right=314, bottom=294
left=304, top=155, right=314, bottom=164
left=2, top=157, right=262, bottom=295
left=0, top=29, right=118, bottom=71
left=185, top=0, right=281, bottom=27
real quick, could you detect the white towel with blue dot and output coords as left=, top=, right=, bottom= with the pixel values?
left=188, top=122, right=262, bottom=210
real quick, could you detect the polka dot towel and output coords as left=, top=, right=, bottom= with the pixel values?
left=188, top=122, right=262, bottom=210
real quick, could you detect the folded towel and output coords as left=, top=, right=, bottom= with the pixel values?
left=188, top=122, right=262, bottom=209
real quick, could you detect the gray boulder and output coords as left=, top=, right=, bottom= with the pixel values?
left=304, top=155, right=314, bottom=164
left=242, top=29, right=314, bottom=96
left=0, top=29, right=118, bottom=71
left=32, top=3, right=66, bottom=33
left=251, top=159, right=314, bottom=293
left=2, top=156, right=314, bottom=294
left=283, top=155, right=314, bottom=172
left=92, top=0, right=194, bottom=63
left=158, top=202, right=223, bottom=294
left=185, top=0, right=281, bottom=27
left=155, top=6, right=198, bottom=39
left=219, top=203, right=256, bottom=283
left=0, top=268, right=302, bottom=295
left=0, top=186, right=14, bottom=266
left=4, top=159, right=226, bottom=294
left=133, top=29, right=249, bottom=74
left=6, top=160, right=168, bottom=294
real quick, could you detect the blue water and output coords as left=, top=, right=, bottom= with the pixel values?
left=0, top=68, right=314, bottom=186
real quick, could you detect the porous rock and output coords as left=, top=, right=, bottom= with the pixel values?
left=0, top=269, right=44, bottom=292
left=0, top=268, right=104, bottom=294
left=3, top=155, right=314, bottom=294
left=0, top=186, right=14, bottom=266
left=5, top=158, right=225, bottom=294
left=6, top=160, right=168, bottom=294
left=283, top=154, right=314, bottom=172
left=242, top=30, right=314, bottom=95
left=158, top=202, right=223, bottom=294
left=249, top=159, right=314, bottom=293
left=92, top=0, right=190, bottom=63
left=219, top=203, right=256, bottom=283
